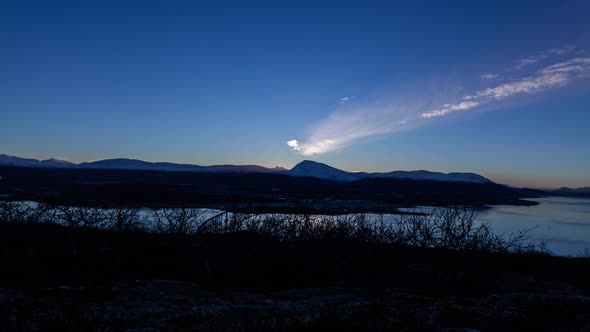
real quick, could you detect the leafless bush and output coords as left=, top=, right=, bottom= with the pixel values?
left=256, top=213, right=291, bottom=237
left=55, top=206, right=110, bottom=228
left=388, top=207, right=546, bottom=253
left=152, top=208, right=208, bottom=235
left=0, top=201, right=54, bottom=223
left=0, top=201, right=547, bottom=254
left=217, top=207, right=546, bottom=253
left=108, top=207, right=143, bottom=232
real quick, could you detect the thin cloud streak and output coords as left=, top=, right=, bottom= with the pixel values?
left=512, top=46, right=576, bottom=70
left=515, top=56, right=538, bottom=69
left=476, top=73, right=568, bottom=99
left=422, top=101, right=480, bottom=119
left=481, top=74, right=498, bottom=80
left=422, top=56, right=590, bottom=118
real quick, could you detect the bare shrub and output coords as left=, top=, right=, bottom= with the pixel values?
left=0, top=201, right=53, bottom=223
left=108, top=207, right=143, bottom=232
left=0, top=200, right=547, bottom=254
left=55, top=206, right=110, bottom=228
left=256, top=213, right=290, bottom=237
left=152, top=208, right=207, bottom=235
left=389, top=207, right=546, bottom=253
left=231, top=207, right=547, bottom=253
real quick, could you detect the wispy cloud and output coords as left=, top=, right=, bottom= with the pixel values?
left=288, top=48, right=589, bottom=156
left=289, top=106, right=408, bottom=156
left=421, top=101, right=480, bottom=118
left=539, top=57, right=590, bottom=75
left=476, top=73, right=568, bottom=99
left=515, top=56, right=538, bottom=69
left=288, top=98, right=424, bottom=156
left=513, top=46, right=576, bottom=70
left=547, top=45, right=576, bottom=56
left=422, top=55, right=590, bottom=119
left=481, top=74, right=498, bottom=80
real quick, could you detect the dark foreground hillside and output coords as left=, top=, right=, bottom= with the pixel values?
left=1, top=221, right=590, bottom=331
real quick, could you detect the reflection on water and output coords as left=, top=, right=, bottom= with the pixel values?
left=476, top=196, right=590, bottom=257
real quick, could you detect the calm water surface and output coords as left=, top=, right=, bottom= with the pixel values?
left=477, top=196, right=590, bottom=256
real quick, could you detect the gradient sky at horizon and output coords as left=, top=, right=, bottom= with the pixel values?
left=1, top=1, right=590, bottom=188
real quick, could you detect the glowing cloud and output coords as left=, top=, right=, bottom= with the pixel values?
left=287, top=103, right=415, bottom=156
left=286, top=139, right=300, bottom=151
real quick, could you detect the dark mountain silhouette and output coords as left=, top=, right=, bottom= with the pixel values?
left=1, top=154, right=492, bottom=184
left=0, top=154, right=285, bottom=174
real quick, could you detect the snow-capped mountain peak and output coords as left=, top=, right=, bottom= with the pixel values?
left=288, top=160, right=365, bottom=182
left=287, top=160, right=491, bottom=184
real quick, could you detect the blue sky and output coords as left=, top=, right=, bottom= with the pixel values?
left=1, top=1, right=589, bottom=188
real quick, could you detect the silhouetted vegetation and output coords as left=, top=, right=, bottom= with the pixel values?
left=1, top=201, right=589, bottom=331
left=0, top=201, right=546, bottom=254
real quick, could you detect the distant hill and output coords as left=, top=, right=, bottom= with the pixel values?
left=551, top=187, right=590, bottom=197
left=0, top=154, right=76, bottom=168
left=78, top=158, right=287, bottom=173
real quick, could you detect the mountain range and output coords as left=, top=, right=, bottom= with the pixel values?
left=0, top=153, right=494, bottom=184
left=0, top=154, right=286, bottom=173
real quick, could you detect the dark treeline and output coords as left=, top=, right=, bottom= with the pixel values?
left=0, top=165, right=535, bottom=209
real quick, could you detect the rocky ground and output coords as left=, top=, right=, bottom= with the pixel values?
left=1, top=221, right=590, bottom=331
left=2, top=280, right=590, bottom=331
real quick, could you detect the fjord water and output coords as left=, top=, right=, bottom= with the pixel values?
left=477, top=196, right=590, bottom=256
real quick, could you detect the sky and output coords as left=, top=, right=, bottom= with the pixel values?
left=1, top=0, right=589, bottom=188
